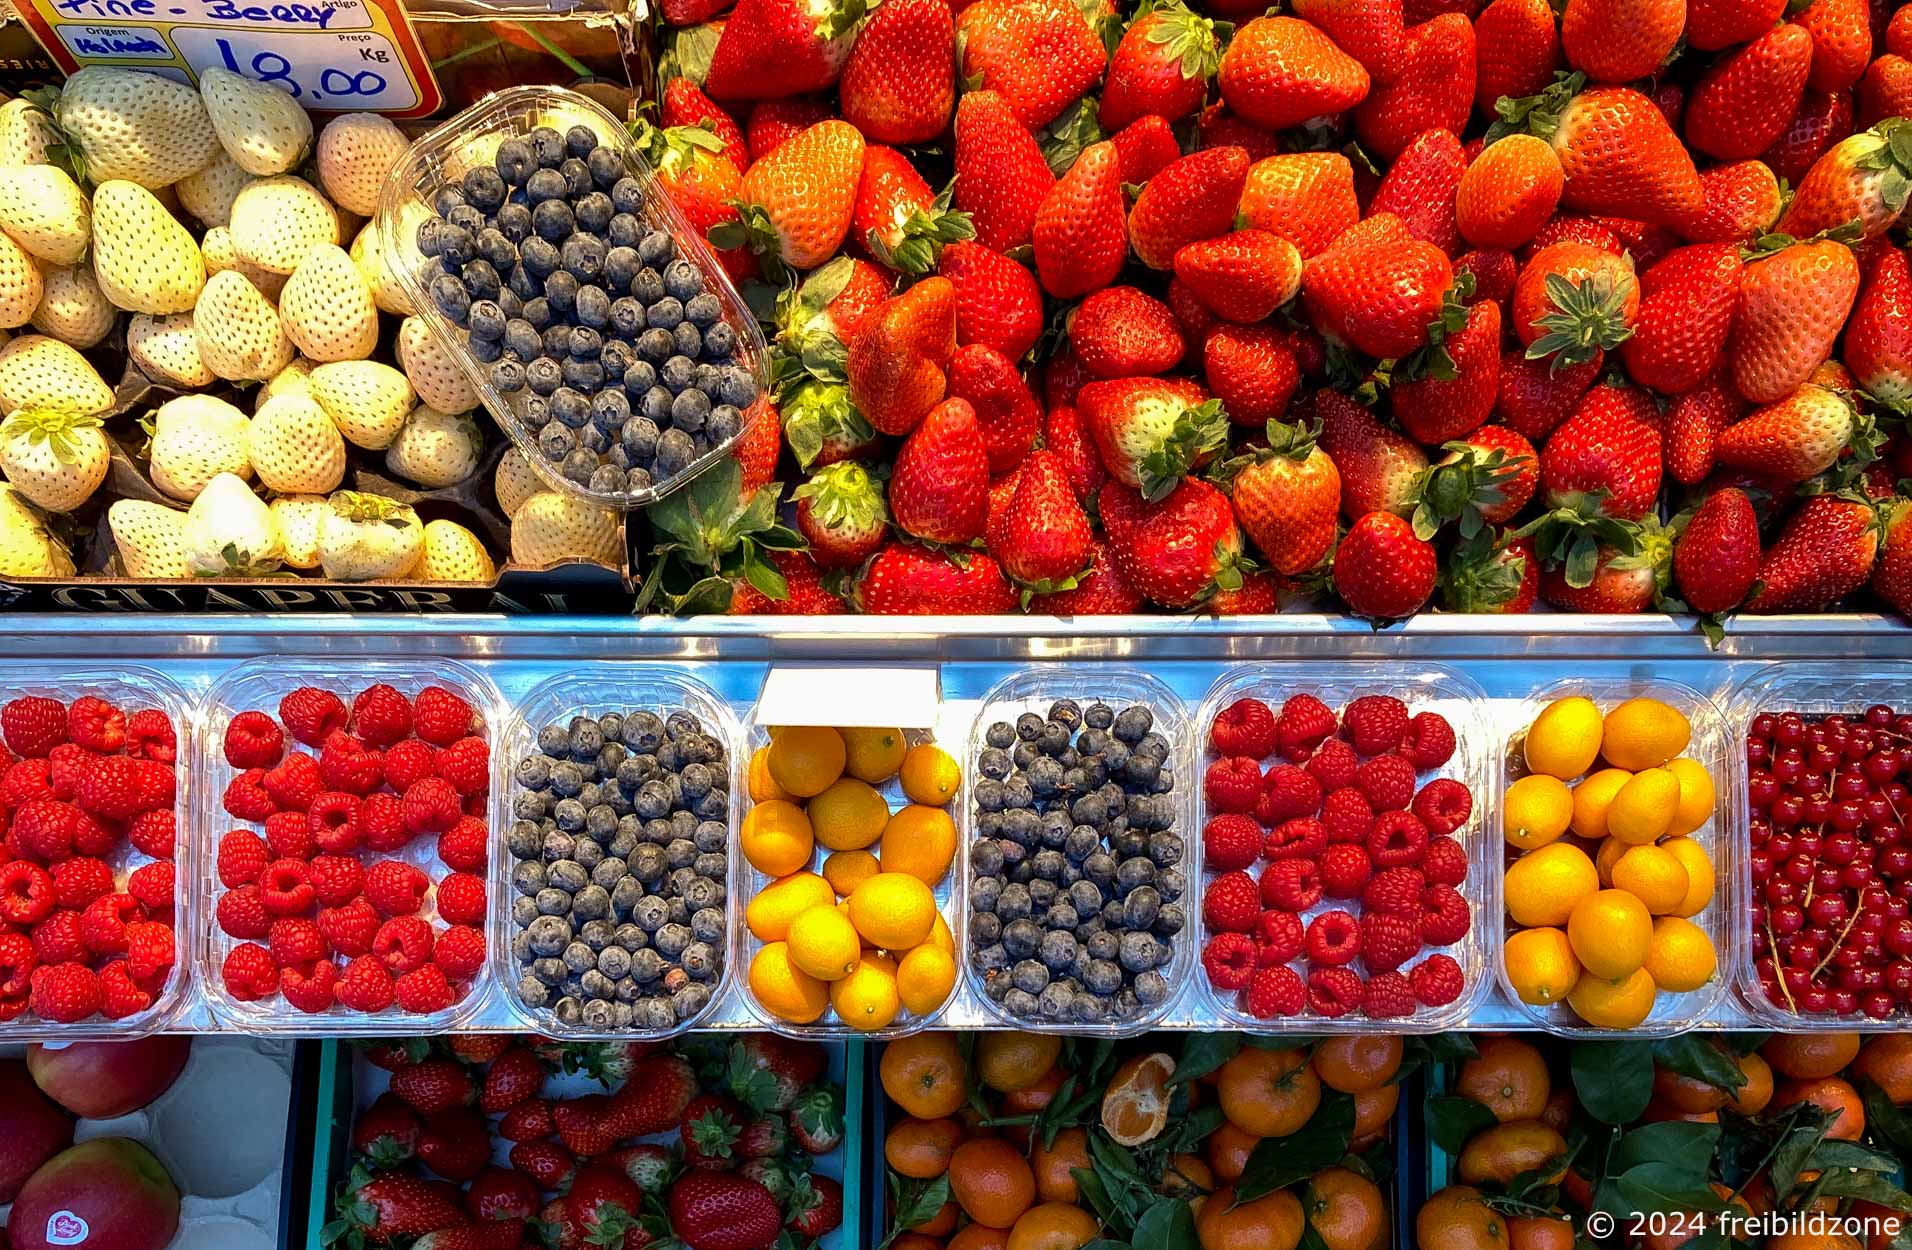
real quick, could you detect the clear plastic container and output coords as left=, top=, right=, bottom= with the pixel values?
left=1192, top=664, right=1497, bottom=1033
left=1725, top=661, right=1911, bottom=1032
left=377, top=85, right=773, bottom=511
left=0, top=663, right=194, bottom=1040
left=194, top=657, right=506, bottom=1034
left=961, top=667, right=1195, bottom=1037
left=1500, top=678, right=1738, bottom=1037
left=737, top=708, right=968, bottom=1038
left=492, top=666, right=742, bottom=1038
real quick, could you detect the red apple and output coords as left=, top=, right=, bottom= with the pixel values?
left=10, top=1138, right=180, bottom=1250
left=0, top=1060, right=73, bottom=1202
left=27, top=1038, right=191, bottom=1119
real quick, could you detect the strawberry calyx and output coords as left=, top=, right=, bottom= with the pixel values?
left=1440, top=528, right=1528, bottom=612
left=1396, top=269, right=1477, bottom=383
left=639, top=457, right=806, bottom=613
left=868, top=180, right=975, bottom=276
left=1526, top=269, right=1635, bottom=372
left=628, top=117, right=729, bottom=182
left=709, top=200, right=795, bottom=285
left=778, top=378, right=877, bottom=470
left=792, top=460, right=890, bottom=536
left=1141, top=1, right=1228, bottom=81
left=1137, top=397, right=1227, bottom=501
left=1858, top=117, right=1912, bottom=219
left=0, top=408, right=102, bottom=464
left=768, top=256, right=860, bottom=384
left=1515, top=490, right=1641, bottom=588
left=1409, top=439, right=1522, bottom=541
left=1485, top=70, right=1584, bottom=146
left=1037, top=98, right=1105, bottom=178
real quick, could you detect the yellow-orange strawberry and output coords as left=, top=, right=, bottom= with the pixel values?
left=1715, top=383, right=1866, bottom=483
left=1224, top=418, right=1340, bottom=575
left=712, top=120, right=865, bottom=280
left=1219, top=16, right=1370, bottom=131
left=1456, top=134, right=1563, bottom=250
left=1731, top=238, right=1861, bottom=404
left=1301, top=213, right=1454, bottom=359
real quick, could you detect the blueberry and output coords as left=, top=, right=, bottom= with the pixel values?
left=462, top=259, right=502, bottom=300
left=627, top=467, right=653, bottom=492
left=527, top=357, right=563, bottom=395
left=621, top=416, right=659, bottom=458
left=463, top=166, right=507, bottom=213
left=608, top=212, right=642, bottom=248
left=600, top=339, right=634, bottom=378
left=469, top=334, right=504, bottom=363
left=562, top=233, right=607, bottom=283
left=526, top=167, right=567, bottom=204
left=521, top=394, right=551, bottom=428
left=499, top=290, right=524, bottom=320
left=520, top=236, right=560, bottom=278
left=627, top=269, right=662, bottom=306
left=541, top=326, right=572, bottom=361
left=538, top=423, right=574, bottom=461
left=416, top=217, right=446, bottom=257
left=429, top=273, right=471, bottom=324
left=565, top=124, right=598, bottom=158
left=533, top=199, right=575, bottom=242
left=505, top=318, right=542, bottom=360
left=662, top=259, right=701, bottom=301
left=707, top=404, right=742, bottom=443
left=604, top=247, right=640, bottom=293
left=563, top=448, right=599, bottom=483
left=693, top=363, right=722, bottom=395
left=439, top=225, right=475, bottom=267
left=684, top=292, right=722, bottom=328
left=529, top=126, right=566, bottom=167
left=522, top=297, right=553, bottom=331
left=661, top=355, right=695, bottom=392
left=495, top=137, right=535, bottom=185
left=569, top=325, right=603, bottom=359
left=589, top=463, right=626, bottom=493
left=671, top=321, right=702, bottom=359
left=623, top=360, right=657, bottom=394
left=446, top=204, right=485, bottom=235
left=579, top=423, right=610, bottom=454
left=605, top=175, right=644, bottom=214
left=560, top=157, right=592, bottom=198
left=562, top=357, right=606, bottom=390
left=671, top=388, right=711, bottom=432
left=492, top=359, right=527, bottom=392
left=432, top=185, right=466, bottom=217
left=545, top=270, right=579, bottom=314
left=550, top=387, right=590, bottom=428
left=507, top=264, right=538, bottom=301
left=641, top=386, right=673, bottom=423
left=606, top=443, right=631, bottom=472
left=575, top=191, right=613, bottom=233
left=655, top=428, right=695, bottom=475
left=476, top=227, right=515, bottom=271
left=468, top=299, right=506, bottom=340
left=575, top=285, right=611, bottom=329
left=636, top=328, right=674, bottom=363
left=703, top=321, right=737, bottom=359
left=718, top=367, right=758, bottom=408
left=497, top=201, right=533, bottom=243
left=590, top=388, right=630, bottom=430
left=610, top=297, right=645, bottom=338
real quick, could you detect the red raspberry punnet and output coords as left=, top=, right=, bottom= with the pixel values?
left=1305, top=910, right=1363, bottom=966
left=1305, top=738, right=1360, bottom=791
left=1256, top=764, right=1321, bottom=826
left=1319, top=843, right=1373, bottom=898
left=1404, top=711, right=1457, bottom=769
left=1259, top=858, right=1322, bottom=911
left=1363, top=970, right=1416, bottom=1018
left=352, top=684, right=415, bottom=747
left=1263, top=816, right=1328, bottom=861
left=1202, top=871, right=1262, bottom=933
left=413, top=687, right=476, bottom=747
left=1361, top=911, right=1422, bottom=972
left=278, top=689, right=347, bottom=747
left=1411, top=953, right=1465, bottom=1006
left=1424, top=835, right=1468, bottom=886
left=224, top=710, right=285, bottom=769
left=1276, top=694, right=1336, bottom=760
left=1307, top=967, right=1364, bottom=1018
left=1368, top=810, right=1430, bottom=867
left=1203, top=931, right=1258, bottom=990
left=1343, top=694, right=1409, bottom=755
left=1203, top=756, right=1264, bottom=814
left=1210, top=698, right=1278, bottom=759
left=1246, top=965, right=1306, bottom=1018
left=1411, top=777, right=1473, bottom=835
left=1355, top=754, right=1417, bottom=810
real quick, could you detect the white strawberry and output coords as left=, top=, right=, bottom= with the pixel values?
left=269, top=493, right=326, bottom=568
left=0, top=165, right=89, bottom=264
left=318, top=490, right=423, bottom=579
left=278, top=243, right=377, bottom=362
left=349, top=219, right=415, bottom=316
left=92, top=180, right=204, bottom=314
left=201, top=225, right=286, bottom=300
left=395, top=316, right=477, bottom=414
left=175, top=149, right=251, bottom=228
left=510, top=491, right=624, bottom=567
left=315, top=113, right=408, bottom=217
left=183, top=471, right=280, bottom=575
left=147, top=393, right=251, bottom=501
left=418, top=518, right=495, bottom=582
left=307, top=359, right=413, bottom=449
left=0, top=334, right=111, bottom=415
left=193, top=269, right=293, bottom=382
left=494, top=447, right=542, bottom=518
left=30, top=265, right=113, bottom=348
left=127, top=312, right=216, bottom=388
left=0, top=408, right=109, bottom=511
left=385, top=405, right=481, bottom=488
left=248, top=391, right=344, bottom=494
left=52, top=67, right=218, bottom=188
left=0, top=231, right=42, bottom=329
left=0, top=99, right=59, bottom=168
left=106, top=498, right=189, bottom=578
left=257, top=357, right=316, bottom=410
left=229, top=175, right=338, bottom=275
left=199, top=67, right=309, bottom=177
left=0, top=483, right=70, bottom=576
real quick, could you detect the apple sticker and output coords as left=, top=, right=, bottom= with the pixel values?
left=46, top=1211, right=89, bottom=1245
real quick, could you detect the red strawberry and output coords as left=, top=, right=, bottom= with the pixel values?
left=561, top=1165, right=646, bottom=1249
left=352, top=1093, right=421, bottom=1168
left=331, top=1170, right=467, bottom=1244
left=1687, top=0, right=1787, bottom=50
left=1472, top=0, right=1559, bottom=116
left=1225, top=419, right=1342, bottom=576
left=702, top=0, right=862, bottom=100
left=1499, top=78, right=1703, bottom=227
left=1078, top=376, right=1227, bottom=500
left=390, top=1059, right=475, bottom=1116
left=1620, top=243, right=1744, bottom=396
left=1512, top=240, right=1639, bottom=371
left=1441, top=530, right=1538, bottom=612
left=850, top=146, right=972, bottom=276
left=418, top=1107, right=490, bottom=1182
left=1335, top=510, right=1438, bottom=619
left=1100, top=2, right=1224, bottom=130
left=1795, top=0, right=1873, bottom=92
left=771, top=254, right=889, bottom=372
left=1561, top=0, right=1684, bottom=85
left=661, top=80, right=748, bottom=173
left=1197, top=104, right=1278, bottom=162
left=745, top=96, right=836, bottom=160
left=1070, top=286, right=1185, bottom=379
left=948, top=343, right=1041, bottom=473
left=669, top=1170, right=782, bottom=1250
left=1673, top=487, right=1761, bottom=614
left=888, top=397, right=990, bottom=543
left=1127, top=146, right=1250, bottom=271
left=1493, top=350, right=1601, bottom=441
left=714, top=120, right=864, bottom=278
left=601, top=1054, right=698, bottom=1138
left=1171, top=229, right=1304, bottom=329
left=1394, top=297, right=1502, bottom=446
left=1314, top=388, right=1429, bottom=519
left=939, top=241, right=1042, bottom=364
left=1028, top=537, right=1148, bottom=612
left=1685, top=24, right=1814, bottom=161
left=1538, top=538, right=1664, bottom=612
left=1354, top=15, right=1475, bottom=163
left=1762, top=89, right=1855, bottom=184
left=1043, top=402, right=1104, bottom=502
left=1237, top=152, right=1361, bottom=258
left=1456, top=247, right=1518, bottom=307
left=631, top=125, right=752, bottom=275
left=1678, top=159, right=1783, bottom=243
left=956, top=0, right=1107, bottom=128
left=1715, top=383, right=1865, bottom=483
left=857, top=542, right=1018, bottom=613
left=1731, top=238, right=1861, bottom=404
left=1746, top=494, right=1882, bottom=611
left=995, top=450, right=1093, bottom=589
left=1109, top=114, right=1184, bottom=184
left=846, top=276, right=956, bottom=435
left=1290, top=0, right=1406, bottom=83
left=1203, top=323, right=1301, bottom=428
left=1859, top=54, right=1912, bottom=128
left=659, top=0, right=732, bottom=27
left=1370, top=128, right=1466, bottom=255
left=951, top=90, right=1055, bottom=253
left=786, top=1174, right=844, bottom=1239
left=1846, top=244, right=1912, bottom=410
left=1032, top=140, right=1128, bottom=298
left=1219, top=16, right=1370, bottom=131
left=1301, top=213, right=1455, bottom=359
left=1871, top=498, right=1912, bottom=617
left=479, top=1046, right=547, bottom=1116
left=1414, top=424, right=1539, bottom=538
left=839, top=0, right=954, bottom=144
left=792, top=461, right=890, bottom=568
left=1540, top=383, right=1664, bottom=522
left=1098, top=476, right=1245, bottom=608
left=1666, top=373, right=1745, bottom=485
left=1456, top=135, right=1564, bottom=251
left=1777, top=123, right=1912, bottom=241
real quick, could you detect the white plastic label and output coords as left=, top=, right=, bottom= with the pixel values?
left=46, top=1212, right=89, bottom=1246
left=756, top=666, right=941, bottom=730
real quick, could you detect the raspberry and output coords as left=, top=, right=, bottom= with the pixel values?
left=1419, top=884, right=1471, bottom=946
left=1275, top=694, right=1336, bottom=761
left=395, top=963, right=456, bottom=1013
left=1210, top=698, right=1278, bottom=759
left=1362, top=970, right=1416, bottom=1018
left=1202, top=931, right=1258, bottom=990
left=1412, top=778, right=1473, bottom=836
left=80, top=893, right=141, bottom=955
left=1368, top=810, right=1430, bottom=868
left=216, top=883, right=272, bottom=939
left=435, top=872, right=487, bottom=925
left=221, top=943, right=280, bottom=1001
left=375, top=915, right=436, bottom=971
left=281, top=959, right=340, bottom=1013
left=66, top=696, right=126, bottom=753
left=1202, top=871, right=1262, bottom=933
left=1203, top=813, right=1263, bottom=873
left=1319, top=843, right=1372, bottom=898
left=1307, top=967, right=1364, bottom=1017
left=434, top=924, right=486, bottom=981
left=1362, top=867, right=1425, bottom=916
left=309, top=791, right=364, bottom=854
left=362, top=793, right=408, bottom=852
left=1256, top=764, right=1321, bottom=826
left=260, top=859, right=316, bottom=916
left=1264, top=816, right=1327, bottom=861
left=1245, top=965, right=1306, bottom=1018
left=436, top=737, right=490, bottom=797
left=223, top=769, right=275, bottom=821
left=310, top=854, right=366, bottom=907
left=1360, top=911, right=1422, bottom=972
left=1410, top=953, right=1465, bottom=1006
left=51, top=856, right=113, bottom=909
left=1259, top=858, right=1322, bottom=911
left=69, top=809, right=115, bottom=857
left=367, top=861, right=429, bottom=920
left=1403, top=711, right=1457, bottom=769
left=1354, top=754, right=1416, bottom=810
left=12, top=798, right=77, bottom=863
left=336, top=955, right=397, bottom=1012
left=437, top=816, right=489, bottom=874
left=125, top=710, right=176, bottom=763
left=1424, top=836, right=1468, bottom=887
left=279, top=688, right=347, bottom=747
left=353, top=685, right=415, bottom=747
left=264, top=810, right=314, bottom=860
left=414, top=687, right=476, bottom=746
left=0, top=860, right=54, bottom=925
left=126, top=809, right=176, bottom=860
left=2, top=696, right=67, bottom=758
left=223, top=710, right=285, bottom=769
left=381, top=740, right=438, bottom=793
left=1320, top=787, right=1375, bottom=844
left=1343, top=695, right=1409, bottom=756
left=0, top=758, right=52, bottom=808
left=0, top=932, right=34, bottom=997
left=30, top=961, right=100, bottom=1022
left=99, top=962, right=153, bottom=1019
left=318, top=732, right=383, bottom=796
left=1305, top=737, right=1360, bottom=791
left=46, top=743, right=92, bottom=799
left=318, top=897, right=382, bottom=957
left=402, top=778, right=462, bottom=836
left=1255, top=909, right=1304, bottom=964
left=1305, top=910, right=1362, bottom=966
left=1204, top=756, right=1264, bottom=814
left=127, top=861, right=175, bottom=911
left=269, top=916, right=329, bottom=967
left=31, top=911, right=86, bottom=966
left=263, top=753, right=323, bottom=813
left=125, top=920, right=175, bottom=985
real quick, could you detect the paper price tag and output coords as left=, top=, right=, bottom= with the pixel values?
left=757, top=666, right=943, bottom=731
left=14, top=0, right=441, bottom=117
